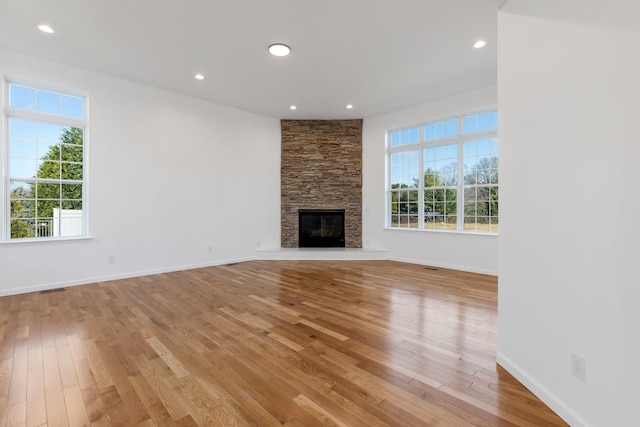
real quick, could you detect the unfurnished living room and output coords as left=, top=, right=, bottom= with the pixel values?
left=0, top=0, right=638, bottom=426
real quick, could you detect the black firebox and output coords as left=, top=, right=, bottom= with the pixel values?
left=298, top=209, right=345, bottom=248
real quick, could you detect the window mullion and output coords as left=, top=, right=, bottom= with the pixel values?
left=418, top=131, right=425, bottom=229
left=457, top=123, right=464, bottom=231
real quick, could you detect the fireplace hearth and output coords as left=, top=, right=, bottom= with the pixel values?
left=298, top=209, right=345, bottom=248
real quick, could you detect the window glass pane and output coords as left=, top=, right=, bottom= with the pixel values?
left=424, top=170, right=437, bottom=187
left=463, top=110, right=498, bottom=134
left=9, top=118, right=36, bottom=139
left=446, top=144, right=457, bottom=159
left=37, top=161, right=60, bottom=179
left=463, top=140, right=477, bottom=157
left=446, top=118, right=459, bottom=137
left=424, top=147, right=434, bottom=162
left=37, top=141, right=61, bottom=161
left=9, top=85, right=36, bottom=110
left=490, top=169, right=499, bottom=184
left=489, top=220, right=499, bottom=233
left=10, top=84, right=85, bottom=119
left=61, top=95, right=84, bottom=119
left=478, top=112, right=491, bottom=132
left=61, top=184, right=82, bottom=200
left=424, top=124, right=435, bottom=141
left=401, top=127, right=419, bottom=145
left=442, top=164, right=457, bottom=186
left=10, top=139, right=36, bottom=159
left=400, top=129, right=409, bottom=144
left=478, top=139, right=491, bottom=154
left=11, top=198, right=35, bottom=218
left=464, top=115, right=477, bottom=134
left=56, top=207, right=83, bottom=236
left=390, top=131, right=400, bottom=147
left=391, top=127, right=419, bottom=147
left=464, top=138, right=498, bottom=185
left=37, top=182, right=61, bottom=199
left=34, top=218, right=54, bottom=238
left=390, top=165, right=400, bottom=182
left=61, top=144, right=83, bottom=162
left=390, top=149, right=418, bottom=188
left=9, top=158, right=37, bottom=178
left=11, top=219, right=35, bottom=239
left=61, top=163, right=83, bottom=180
left=424, top=143, right=456, bottom=188
left=38, top=122, right=61, bottom=142
left=10, top=179, right=32, bottom=194
left=409, top=127, right=419, bottom=143
left=37, top=90, right=61, bottom=114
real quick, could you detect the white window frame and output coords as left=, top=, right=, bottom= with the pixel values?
left=387, top=107, right=498, bottom=234
left=3, top=79, right=89, bottom=242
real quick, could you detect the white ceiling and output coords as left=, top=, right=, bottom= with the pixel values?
left=0, top=0, right=500, bottom=119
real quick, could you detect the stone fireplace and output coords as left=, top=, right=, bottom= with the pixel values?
left=281, top=120, right=362, bottom=248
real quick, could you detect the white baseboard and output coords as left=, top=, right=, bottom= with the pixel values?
left=0, top=256, right=255, bottom=297
left=2, top=254, right=492, bottom=297
left=389, top=256, right=497, bottom=276
left=496, top=351, right=590, bottom=427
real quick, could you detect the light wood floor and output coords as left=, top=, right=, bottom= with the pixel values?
left=0, top=260, right=567, bottom=426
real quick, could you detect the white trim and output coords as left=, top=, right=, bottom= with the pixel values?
left=496, top=351, right=591, bottom=427
left=4, top=107, right=85, bottom=128
left=0, top=234, right=93, bottom=245
left=389, top=255, right=497, bottom=276
left=383, top=226, right=498, bottom=238
left=255, top=247, right=389, bottom=261
left=0, top=256, right=255, bottom=297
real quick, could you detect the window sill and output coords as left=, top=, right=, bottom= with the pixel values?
left=0, top=235, right=94, bottom=245
left=383, top=227, right=498, bottom=237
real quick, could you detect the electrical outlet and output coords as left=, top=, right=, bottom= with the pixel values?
left=571, top=351, right=586, bottom=382
left=108, top=256, right=116, bottom=264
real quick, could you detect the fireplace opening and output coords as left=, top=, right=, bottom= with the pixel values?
left=298, top=209, right=345, bottom=248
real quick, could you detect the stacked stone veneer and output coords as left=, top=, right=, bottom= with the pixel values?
left=281, top=119, right=363, bottom=248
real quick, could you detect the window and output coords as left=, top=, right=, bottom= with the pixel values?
left=388, top=109, right=498, bottom=233
left=5, top=81, right=87, bottom=240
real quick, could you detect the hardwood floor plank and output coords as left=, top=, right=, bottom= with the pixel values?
left=292, top=393, right=350, bottom=427
left=0, top=260, right=568, bottom=426
left=44, top=384, right=69, bottom=426
left=7, top=355, right=27, bottom=407
left=26, top=363, right=46, bottom=427
left=3, top=401, right=27, bottom=427
left=63, top=384, right=90, bottom=427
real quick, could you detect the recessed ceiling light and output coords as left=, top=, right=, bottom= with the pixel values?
left=38, top=24, right=54, bottom=34
left=473, top=40, right=486, bottom=49
left=346, top=104, right=354, bottom=109
left=194, top=74, right=205, bottom=80
left=269, top=43, right=291, bottom=57
left=289, top=105, right=297, bottom=110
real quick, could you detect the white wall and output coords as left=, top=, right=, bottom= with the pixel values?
left=0, top=48, right=281, bottom=296
left=498, top=6, right=640, bottom=426
left=362, top=86, right=498, bottom=275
